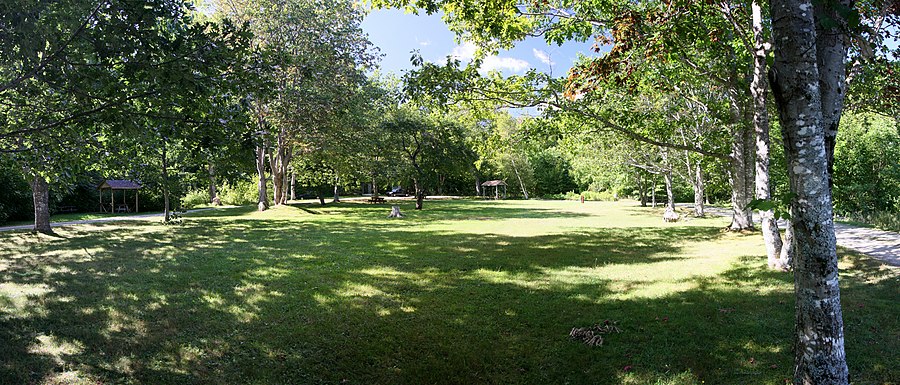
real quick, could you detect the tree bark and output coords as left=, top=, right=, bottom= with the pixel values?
left=751, top=0, right=786, bottom=268
left=333, top=175, right=340, bottom=203
left=473, top=167, right=482, bottom=196
left=208, top=162, right=218, bottom=204
left=692, top=163, right=705, bottom=217
left=637, top=172, right=648, bottom=207
left=255, top=144, right=268, bottom=211
left=729, top=124, right=755, bottom=230
left=651, top=177, right=657, bottom=208
left=290, top=172, right=296, bottom=201
left=815, top=0, right=850, bottom=191
left=31, top=174, right=52, bottom=234
left=663, top=170, right=676, bottom=213
left=414, top=177, right=424, bottom=210
left=162, top=142, right=171, bottom=222
left=511, top=157, right=529, bottom=199
left=770, top=0, right=849, bottom=380
left=781, top=214, right=796, bottom=268
left=317, top=186, right=326, bottom=206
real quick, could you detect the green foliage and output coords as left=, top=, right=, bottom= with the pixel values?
left=181, top=189, right=211, bottom=210
left=833, top=113, right=900, bottom=215
left=748, top=193, right=794, bottom=220
left=561, top=190, right=618, bottom=201
left=0, top=158, right=32, bottom=224
left=530, top=150, right=578, bottom=197
left=218, top=180, right=259, bottom=206
left=841, top=211, right=900, bottom=232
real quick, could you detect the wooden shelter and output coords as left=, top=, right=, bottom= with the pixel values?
left=481, top=180, right=507, bottom=200
left=98, top=180, right=142, bottom=213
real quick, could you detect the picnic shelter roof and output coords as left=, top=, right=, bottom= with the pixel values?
left=481, top=180, right=507, bottom=187
left=98, top=180, right=142, bottom=190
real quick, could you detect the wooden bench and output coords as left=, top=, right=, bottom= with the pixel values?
left=367, top=197, right=386, bottom=204
left=58, top=206, right=78, bottom=214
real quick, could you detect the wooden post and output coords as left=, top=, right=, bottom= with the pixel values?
left=111, top=188, right=114, bottom=212
left=135, top=190, right=139, bottom=213
left=99, top=187, right=103, bottom=212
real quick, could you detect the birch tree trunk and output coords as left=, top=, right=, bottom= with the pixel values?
left=255, top=144, right=268, bottom=211
left=751, top=0, right=786, bottom=269
left=30, top=174, right=52, bottom=234
left=729, top=124, right=755, bottom=230
left=692, top=163, right=705, bottom=217
left=637, top=172, right=648, bottom=207
left=771, top=0, right=849, bottom=380
left=473, top=167, right=482, bottom=196
left=510, top=157, right=529, bottom=199
left=161, top=142, right=171, bottom=222
left=816, top=0, right=850, bottom=191
left=664, top=171, right=676, bottom=213
left=333, top=175, right=340, bottom=202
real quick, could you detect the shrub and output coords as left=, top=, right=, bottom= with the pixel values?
left=562, top=190, right=618, bottom=201
left=181, top=189, right=210, bottom=209
left=219, top=180, right=257, bottom=206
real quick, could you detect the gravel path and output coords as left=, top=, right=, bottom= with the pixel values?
left=683, top=204, right=899, bottom=266
left=0, top=207, right=228, bottom=233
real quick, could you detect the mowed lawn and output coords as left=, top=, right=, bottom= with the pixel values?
left=0, top=200, right=896, bottom=385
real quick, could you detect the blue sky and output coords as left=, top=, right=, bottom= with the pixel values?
left=360, top=8, right=600, bottom=77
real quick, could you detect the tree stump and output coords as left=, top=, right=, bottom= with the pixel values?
left=663, top=208, right=680, bottom=222
left=388, top=205, right=404, bottom=218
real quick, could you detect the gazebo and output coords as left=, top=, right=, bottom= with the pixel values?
left=481, top=180, right=507, bottom=200
left=98, top=180, right=142, bottom=213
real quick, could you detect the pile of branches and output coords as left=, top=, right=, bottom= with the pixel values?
left=569, top=320, right=622, bottom=346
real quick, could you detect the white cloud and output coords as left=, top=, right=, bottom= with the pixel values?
left=449, top=42, right=530, bottom=73
left=450, top=42, right=477, bottom=61
left=533, top=48, right=555, bottom=66
left=482, top=56, right=530, bottom=73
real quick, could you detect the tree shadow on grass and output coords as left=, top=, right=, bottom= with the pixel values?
left=0, top=209, right=896, bottom=384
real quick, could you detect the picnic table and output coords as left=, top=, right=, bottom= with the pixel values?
left=368, top=196, right=386, bottom=203
left=58, top=206, right=78, bottom=214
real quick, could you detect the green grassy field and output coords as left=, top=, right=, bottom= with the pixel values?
left=0, top=200, right=896, bottom=384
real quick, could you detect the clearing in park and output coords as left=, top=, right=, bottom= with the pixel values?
left=0, top=200, right=896, bottom=384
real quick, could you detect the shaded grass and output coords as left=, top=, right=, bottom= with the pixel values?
left=0, top=200, right=896, bottom=384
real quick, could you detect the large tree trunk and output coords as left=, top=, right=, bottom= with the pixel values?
left=729, top=124, right=755, bottom=230
left=637, top=172, right=648, bottom=207
left=751, top=0, right=786, bottom=269
left=270, top=151, right=284, bottom=206
left=771, top=0, right=849, bottom=380
left=663, top=171, right=676, bottom=213
left=317, top=186, right=326, bottom=206
left=290, top=172, right=296, bottom=201
left=473, top=167, right=482, bottom=196
left=208, top=162, right=218, bottom=204
left=31, top=174, right=52, bottom=234
left=333, top=175, right=340, bottom=203
left=371, top=175, right=379, bottom=198
left=255, top=144, right=268, bottom=211
left=692, top=163, right=705, bottom=217
left=414, top=178, right=424, bottom=210
left=816, top=0, right=849, bottom=191
left=162, top=142, right=171, bottom=222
